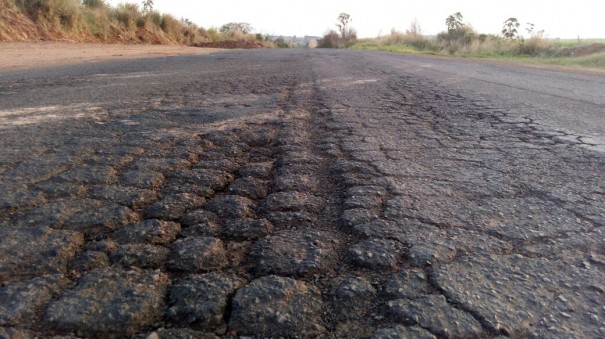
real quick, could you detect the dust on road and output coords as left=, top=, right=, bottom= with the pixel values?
left=0, top=41, right=220, bottom=70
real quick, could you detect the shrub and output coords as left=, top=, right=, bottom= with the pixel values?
left=82, top=0, right=105, bottom=8
left=160, top=14, right=180, bottom=35
left=82, top=6, right=109, bottom=39
left=206, top=27, right=221, bottom=42
left=318, top=30, right=341, bottom=48
left=274, top=37, right=290, bottom=48
left=16, top=0, right=81, bottom=29
left=517, top=37, right=550, bottom=56
left=437, top=26, right=477, bottom=44
left=109, top=3, right=140, bottom=32
left=148, top=10, right=162, bottom=26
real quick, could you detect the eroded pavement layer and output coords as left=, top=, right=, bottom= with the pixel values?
left=0, top=50, right=603, bottom=338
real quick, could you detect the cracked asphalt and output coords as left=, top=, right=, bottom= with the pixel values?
left=0, top=49, right=604, bottom=338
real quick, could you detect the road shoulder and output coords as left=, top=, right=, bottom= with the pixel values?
left=0, top=41, right=222, bottom=70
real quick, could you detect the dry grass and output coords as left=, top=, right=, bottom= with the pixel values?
left=2, top=0, right=267, bottom=47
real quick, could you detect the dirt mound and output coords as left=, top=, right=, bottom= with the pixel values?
left=0, top=0, right=40, bottom=41
left=559, top=43, right=605, bottom=57
left=195, top=40, right=266, bottom=49
left=136, top=28, right=172, bottom=45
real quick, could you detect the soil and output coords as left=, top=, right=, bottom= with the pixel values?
left=0, top=41, right=222, bottom=70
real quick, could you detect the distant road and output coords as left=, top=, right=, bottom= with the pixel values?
left=363, top=51, right=605, bottom=150
left=0, top=49, right=603, bottom=338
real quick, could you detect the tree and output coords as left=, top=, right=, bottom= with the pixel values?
left=334, top=13, right=356, bottom=47
left=502, top=17, right=520, bottom=39
left=336, top=13, right=351, bottom=40
left=525, top=22, right=535, bottom=36
left=142, top=0, right=153, bottom=13
left=220, top=22, right=253, bottom=34
left=445, top=12, right=464, bottom=32
left=407, top=18, right=422, bottom=36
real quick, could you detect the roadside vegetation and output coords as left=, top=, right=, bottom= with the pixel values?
left=319, top=11, right=604, bottom=69
left=0, top=0, right=275, bottom=47
left=318, top=13, right=357, bottom=48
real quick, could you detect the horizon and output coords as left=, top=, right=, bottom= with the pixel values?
left=106, top=0, right=605, bottom=40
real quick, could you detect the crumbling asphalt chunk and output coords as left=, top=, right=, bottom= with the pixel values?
left=35, top=181, right=87, bottom=198
left=112, top=219, right=181, bottom=245
left=227, top=176, right=269, bottom=199
left=0, top=227, right=84, bottom=283
left=0, top=327, right=36, bottom=339
left=273, top=174, right=316, bottom=192
left=347, top=238, right=406, bottom=270
left=168, top=237, right=228, bottom=272
left=340, top=208, right=379, bottom=228
left=260, top=191, right=323, bottom=214
left=344, top=185, right=388, bottom=209
left=0, top=184, right=46, bottom=211
left=145, top=193, right=206, bottom=220
left=265, top=210, right=318, bottom=229
left=121, top=170, right=165, bottom=190
left=166, top=169, right=234, bottom=195
left=383, top=268, right=430, bottom=299
left=229, top=275, right=325, bottom=336
left=180, top=210, right=219, bottom=227
left=110, top=244, right=170, bottom=269
left=237, top=161, right=274, bottom=179
left=44, top=268, right=170, bottom=337
left=249, top=230, right=339, bottom=277
left=196, top=159, right=241, bottom=173
left=15, top=199, right=138, bottom=235
left=53, top=165, right=118, bottom=185
left=167, top=272, right=245, bottom=328
left=88, top=185, right=158, bottom=209
left=63, top=204, right=139, bottom=235
left=205, top=195, right=256, bottom=219
left=222, top=218, right=274, bottom=241
left=69, top=251, right=109, bottom=272
left=0, top=274, right=70, bottom=326
left=127, top=157, right=191, bottom=173
left=330, top=276, right=376, bottom=321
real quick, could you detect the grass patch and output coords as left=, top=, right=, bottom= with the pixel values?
left=521, top=53, right=605, bottom=69
left=351, top=31, right=605, bottom=70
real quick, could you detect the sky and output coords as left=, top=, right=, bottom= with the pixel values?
left=106, top=0, right=604, bottom=39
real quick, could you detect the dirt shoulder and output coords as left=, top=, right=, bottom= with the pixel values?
left=0, top=41, right=222, bottom=71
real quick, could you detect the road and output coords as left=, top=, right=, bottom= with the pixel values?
left=0, top=49, right=604, bottom=338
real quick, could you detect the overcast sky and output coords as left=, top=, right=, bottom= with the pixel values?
left=106, top=0, right=604, bottom=39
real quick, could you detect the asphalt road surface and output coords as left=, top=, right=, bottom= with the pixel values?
left=1, top=49, right=604, bottom=338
